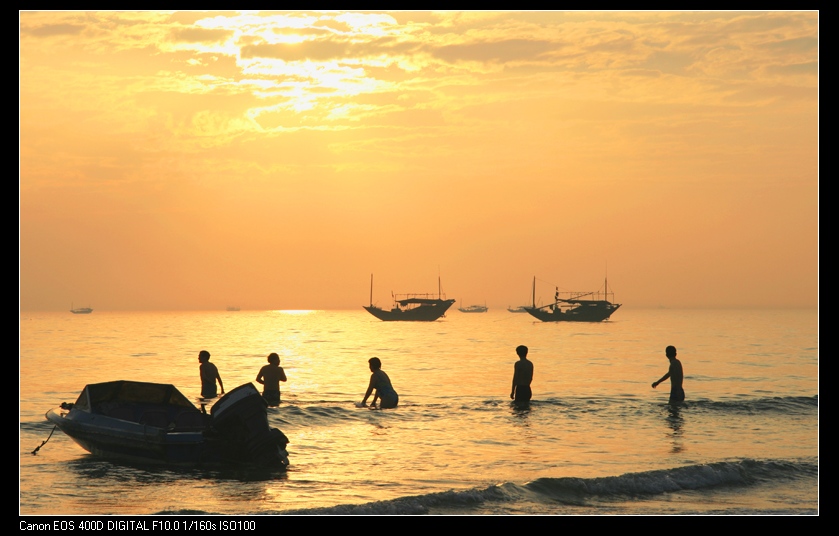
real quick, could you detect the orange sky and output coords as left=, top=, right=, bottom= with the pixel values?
left=19, top=11, right=818, bottom=311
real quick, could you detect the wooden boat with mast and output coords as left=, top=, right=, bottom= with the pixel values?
left=364, top=274, right=456, bottom=322
left=524, top=276, right=621, bottom=322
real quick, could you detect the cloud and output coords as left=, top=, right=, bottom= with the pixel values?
left=761, top=35, right=819, bottom=54
left=171, top=27, right=233, bottom=44
left=241, top=35, right=418, bottom=62
left=765, top=61, right=818, bottom=77
left=622, top=69, right=662, bottom=78
left=640, top=50, right=697, bottom=75
left=242, top=40, right=349, bottom=61
left=24, top=23, right=85, bottom=37
left=432, top=39, right=560, bottom=64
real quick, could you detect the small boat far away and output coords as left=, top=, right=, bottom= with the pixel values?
left=226, top=306, right=241, bottom=311
left=524, top=276, right=621, bottom=322
left=364, top=274, right=456, bottom=321
left=70, top=303, right=93, bottom=314
left=458, top=301, right=488, bottom=313
left=507, top=305, right=528, bottom=313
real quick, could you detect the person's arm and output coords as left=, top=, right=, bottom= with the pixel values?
left=652, top=371, right=670, bottom=388
left=280, top=368, right=287, bottom=382
left=217, top=372, right=224, bottom=394
left=361, top=374, right=377, bottom=406
left=256, top=368, right=265, bottom=385
left=511, top=364, right=519, bottom=399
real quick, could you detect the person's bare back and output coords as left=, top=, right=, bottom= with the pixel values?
left=257, top=363, right=286, bottom=391
left=256, top=353, right=287, bottom=406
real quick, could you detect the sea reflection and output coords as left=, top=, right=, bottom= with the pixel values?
left=20, top=309, right=818, bottom=514
left=665, top=404, right=685, bottom=454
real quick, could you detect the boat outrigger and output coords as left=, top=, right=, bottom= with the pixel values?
left=524, top=276, right=621, bottom=322
left=364, top=274, right=456, bottom=322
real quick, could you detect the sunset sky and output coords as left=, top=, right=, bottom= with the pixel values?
left=19, top=11, right=818, bottom=311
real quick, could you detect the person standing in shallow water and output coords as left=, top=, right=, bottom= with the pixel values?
left=361, top=357, right=399, bottom=409
left=511, top=345, right=534, bottom=407
left=256, top=352, right=287, bottom=406
left=652, top=345, right=685, bottom=404
left=198, top=350, right=224, bottom=399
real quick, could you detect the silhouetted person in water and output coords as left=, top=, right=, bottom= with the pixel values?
left=256, top=352, right=287, bottom=406
left=198, top=350, right=224, bottom=399
left=652, top=345, right=684, bottom=404
left=361, top=357, right=399, bottom=409
left=511, top=345, right=534, bottom=407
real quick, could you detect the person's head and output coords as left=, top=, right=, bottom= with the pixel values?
left=516, top=345, right=528, bottom=359
left=198, top=350, right=210, bottom=363
left=268, top=352, right=280, bottom=365
left=665, top=345, right=677, bottom=359
left=368, top=357, right=382, bottom=371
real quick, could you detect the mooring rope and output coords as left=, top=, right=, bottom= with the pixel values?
left=32, top=425, right=58, bottom=455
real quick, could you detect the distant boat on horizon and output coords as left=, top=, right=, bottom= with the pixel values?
left=507, top=305, right=528, bottom=313
left=363, top=274, right=455, bottom=322
left=458, top=301, right=488, bottom=313
left=70, top=303, right=93, bottom=315
left=226, top=306, right=241, bottom=311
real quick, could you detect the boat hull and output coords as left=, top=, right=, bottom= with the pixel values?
left=364, top=300, right=455, bottom=321
left=46, top=408, right=212, bottom=465
left=525, top=302, right=621, bottom=322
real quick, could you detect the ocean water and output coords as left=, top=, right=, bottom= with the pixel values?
left=19, top=308, right=818, bottom=515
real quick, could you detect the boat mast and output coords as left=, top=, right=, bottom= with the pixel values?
left=370, top=274, right=373, bottom=307
left=604, top=261, right=609, bottom=301
left=532, top=277, right=536, bottom=307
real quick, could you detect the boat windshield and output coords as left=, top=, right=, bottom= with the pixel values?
left=75, top=381, right=197, bottom=411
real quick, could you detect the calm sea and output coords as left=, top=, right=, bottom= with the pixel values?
left=19, top=308, right=818, bottom=515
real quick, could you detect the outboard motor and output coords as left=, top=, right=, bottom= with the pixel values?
left=211, top=383, right=289, bottom=468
